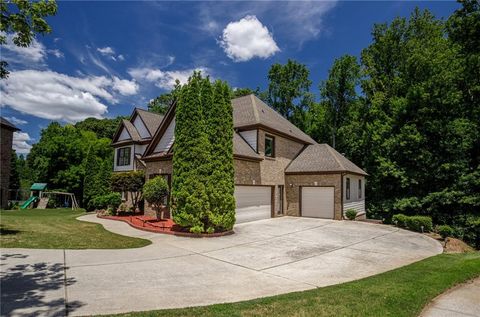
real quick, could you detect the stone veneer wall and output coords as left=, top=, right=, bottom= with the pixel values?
left=0, top=126, right=14, bottom=209
left=284, top=173, right=343, bottom=220
left=234, top=159, right=261, bottom=185
left=143, top=159, right=173, bottom=217
left=257, top=129, right=305, bottom=185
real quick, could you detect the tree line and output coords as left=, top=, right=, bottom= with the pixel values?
left=10, top=2, right=478, bottom=232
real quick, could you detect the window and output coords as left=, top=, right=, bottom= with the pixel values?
left=116, top=147, right=131, bottom=166
left=358, top=179, right=362, bottom=199
left=265, top=135, right=275, bottom=157
left=346, top=177, right=350, bottom=200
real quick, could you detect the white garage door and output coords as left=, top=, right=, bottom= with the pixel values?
left=301, top=187, right=334, bottom=219
left=235, top=186, right=272, bottom=224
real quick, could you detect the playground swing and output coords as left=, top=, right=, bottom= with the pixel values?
left=20, top=183, right=79, bottom=210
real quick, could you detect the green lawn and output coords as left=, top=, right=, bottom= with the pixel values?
left=103, top=253, right=480, bottom=317
left=0, top=208, right=151, bottom=249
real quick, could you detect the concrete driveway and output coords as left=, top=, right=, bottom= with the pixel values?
left=1, top=214, right=442, bottom=317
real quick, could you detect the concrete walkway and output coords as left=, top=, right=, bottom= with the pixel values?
left=422, top=278, right=480, bottom=317
left=1, top=215, right=442, bottom=317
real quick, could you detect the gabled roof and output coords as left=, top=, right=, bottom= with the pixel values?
left=135, top=109, right=164, bottom=136
left=122, top=119, right=141, bottom=141
left=0, top=117, right=20, bottom=131
left=112, top=108, right=164, bottom=145
left=286, top=144, right=367, bottom=175
left=232, top=95, right=316, bottom=144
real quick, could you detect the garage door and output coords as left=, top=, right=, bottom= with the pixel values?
left=301, top=187, right=334, bottom=219
left=235, top=186, right=272, bottom=223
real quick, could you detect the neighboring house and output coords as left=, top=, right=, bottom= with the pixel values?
left=112, top=95, right=367, bottom=222
left=0, top=117, right=20, bottom=209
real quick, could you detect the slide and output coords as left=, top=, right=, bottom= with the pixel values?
left=20, top=196, right=37, bottom=209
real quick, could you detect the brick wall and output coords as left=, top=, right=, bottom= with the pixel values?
left=285, top=173, right=343, bottom=220
left=0, top=126, right=14, bottom=209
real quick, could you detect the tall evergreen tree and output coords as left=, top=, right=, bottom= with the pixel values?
left=204, top=80, right=236, bottom=232
left=171, top=72, right=211, bottom=233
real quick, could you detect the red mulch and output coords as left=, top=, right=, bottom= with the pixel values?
left=98, top=214, right=234, bottom=238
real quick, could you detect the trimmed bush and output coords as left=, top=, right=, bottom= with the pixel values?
left=392, top=214, right=408, bottom=228
left=92, top=192, right=121, bottom=210
left=143, top=176, right=169, bottom=219
left=345, top=209, right=357, bottom=220
left=405, top=215, right=433, bottom=232
left=437, top=225, right=454, bottom=240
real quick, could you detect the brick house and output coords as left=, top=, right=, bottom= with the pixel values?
left=0, top=117, right=20, bottom=209
left=112, top=95, right=367, bottom=222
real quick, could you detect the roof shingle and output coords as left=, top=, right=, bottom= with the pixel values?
left=232, top=95, right=316, bottom=144
left=0, top=117, right=20, bottom=131
left=286, top=144, right=367, bottom=175
left=136, top=109, right=164, bottom=136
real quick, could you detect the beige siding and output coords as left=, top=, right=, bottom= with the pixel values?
left=154, top=118, right=175, bottom=153
left=118, top=127, right=130, bottom=141
left=342, top=174, right=365, bottom=215
left=133, top=116, right=150, bottom=138
left=239, top=130, right=257, bottom=151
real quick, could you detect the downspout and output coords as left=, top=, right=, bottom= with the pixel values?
left=340, top=172, right=345, bottom=220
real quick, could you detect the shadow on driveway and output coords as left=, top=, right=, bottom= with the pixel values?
left=1, top=253, right=84, bottom=317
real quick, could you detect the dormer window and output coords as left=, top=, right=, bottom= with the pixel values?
left=265, top=135, right=275, bottom=157
left=117, top=147, right=131, bottom=166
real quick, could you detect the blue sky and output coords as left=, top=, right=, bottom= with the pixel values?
left=1, top=1, right=459, bottom=154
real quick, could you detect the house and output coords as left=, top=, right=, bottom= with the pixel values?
left=0, top=117, right=20, bottom=209
left=112, top=95, right=367, bottom=222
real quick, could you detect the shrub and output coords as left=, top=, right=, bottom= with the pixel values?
left=143, top=176, right=169, bottom=219
left=463, top=216, right=480, bottom=249
left=392, top=214, right=408, bottom=228
left=437, top=225, right=454, bottom=240
left=345, top=209, right=357, bottom=220
left=405, top=216, right=433, bottom=232
left=92, top=192, right=121, bottom=210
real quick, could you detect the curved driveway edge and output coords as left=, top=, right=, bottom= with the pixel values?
left=421, top=277, right=480, bottom=317
left=1, top=215, right=443, bottom=317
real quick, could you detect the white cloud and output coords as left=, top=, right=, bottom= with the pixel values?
left=220, top=15, right=279, bottom=62
left=5, top=117, right=27, bottom=125
left=48, top=49, right=64, bottom=59
left=96, top=46, right=126, bottom=62
left=1, top=33, right=46, bottom=65
left=97, top=46, right=115, bottom=56
left=13, top=132, right=33, bottom=154
left=0, top=70, right=139, bottom=122
left=112, top=76, right=139, bottom=95
left=128, top=67, right=209, bottom=90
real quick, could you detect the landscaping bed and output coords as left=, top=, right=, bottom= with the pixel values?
left=98, top=214, right=234, bottom=237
